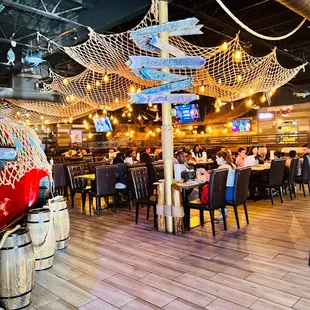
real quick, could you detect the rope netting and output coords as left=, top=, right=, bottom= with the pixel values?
left=1, top=0, right=306, bottom=123
left=0, top=118, right=51, bottom=188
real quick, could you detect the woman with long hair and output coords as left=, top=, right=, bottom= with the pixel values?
left=191, top=144, right=203, bottom=158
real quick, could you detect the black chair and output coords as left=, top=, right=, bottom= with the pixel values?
left=186, top=169, right=228, bottom=236
left=148, top=162, right=165, bottom=195
left=115, top=163, right=130, bottom=209
left=88, top=161, right=106, bottom=173
left=89, top=165, right=117, bottom=216
left=66, top=165, right=91, bottom=210
left=126, top=163, right=146, bottom=207
left=226, top=167, right=251, bottom=229
left=53, top=164, right=68, bottom=197
left=284, top=157, right=299, bottom=200
left=296, top=154, right=310, bottom=197
left=252, top=159, right=286, bottom=205
left=129, top=166, right=157, bottom=227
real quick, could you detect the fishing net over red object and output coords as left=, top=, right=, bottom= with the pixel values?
left=0, top=118, right=51, bottom=188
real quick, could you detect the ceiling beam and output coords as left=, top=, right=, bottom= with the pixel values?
left=2, top=0, right=87, bottom=28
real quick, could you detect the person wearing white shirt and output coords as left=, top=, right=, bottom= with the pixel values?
left=124, top=149, right=139, bottom=164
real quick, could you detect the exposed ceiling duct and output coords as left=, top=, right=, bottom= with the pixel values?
left=277, top=0, right=310, bottom=20
left=0, top=88, right=61, bottom=101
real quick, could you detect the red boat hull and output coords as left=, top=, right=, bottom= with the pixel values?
left=0, top=169, right=47, bottom=231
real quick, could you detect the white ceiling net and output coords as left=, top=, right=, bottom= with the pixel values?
left=0, top=0, right=306, bottom=124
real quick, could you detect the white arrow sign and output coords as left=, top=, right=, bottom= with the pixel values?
left=149, top=34, right=185, bottom=57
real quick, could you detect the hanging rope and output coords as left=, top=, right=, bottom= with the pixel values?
left=216, top=0, right=306, bottom=41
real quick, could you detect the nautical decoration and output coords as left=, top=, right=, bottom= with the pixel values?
left=7, top=48, right=15, bottom=66
left=23, top=50, right=45, bottom=67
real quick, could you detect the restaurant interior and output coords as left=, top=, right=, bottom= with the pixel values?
left=1, top=0, right=310, bottom=309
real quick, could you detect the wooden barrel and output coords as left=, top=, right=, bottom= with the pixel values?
left=0, top=227, right=35, bottom=310
left=27, top=208, right=56, bottom=271
left=48, top=196, right=70, bottom=250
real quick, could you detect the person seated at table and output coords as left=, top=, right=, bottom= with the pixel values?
left=274, top=151, right=283, bottom=159
left=199, top=151, right=236, bottom=220
left=236, top=147, right=246, bottom=167
left=140, top=147, right=154, bottom=164
left=247, top=146, right=262, bottom=164
left=258, top=146, right=269, bottom=162
left=286, top=150, right=301, bottom=176
left=175, top=151, right=190, bottom=170
left=186, top=152, right=196, bottom=164
left=113, top=152, right=124, bottom=164
left=124, top=149, right=139, bottom=164
left=191, top=144, right=203, bottom=158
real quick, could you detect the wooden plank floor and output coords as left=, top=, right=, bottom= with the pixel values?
left=28, top=189, right=310, bottom=310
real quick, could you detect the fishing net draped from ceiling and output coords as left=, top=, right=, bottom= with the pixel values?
left=1, top=0, right=306, bottom=124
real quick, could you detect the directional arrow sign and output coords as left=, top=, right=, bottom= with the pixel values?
left=141, top=78, right=194, bottom=95
left=149, top=34, right=185, bottom=57
left=128, top=93, right=198, bottom=104
left=130, top=34, right=160, bottom=54
left=127, top=56, right=206, bottom=69
left=130, top=17, right=199, bottom=36
left=169, top=25, right=203, bottom=37
left=139, top=68, right=186, bottom=82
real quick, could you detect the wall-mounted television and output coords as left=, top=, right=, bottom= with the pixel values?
left=93, top=116, right=113, bottom=132
left=231, top=119, right=251, bottom=132
left=173, top=104, right=200, bottom=124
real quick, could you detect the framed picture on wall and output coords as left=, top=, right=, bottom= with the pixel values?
left=71, top=129, right=83, bottom=143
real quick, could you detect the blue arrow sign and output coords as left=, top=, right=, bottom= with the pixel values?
left=169, top=25, right=203, bottom=36
left=127, top=56, right=206, bottom=69
left=131, top=34, right=160, bottom=54
left=139, top=68, right=186, bottom=82
left=128, top=93, right=198, bottom=104
left=130, top=17, right=199, bottom=36
left=149, top=34, right=185, bottom=57
left=141, top=78, right=194, bottom=94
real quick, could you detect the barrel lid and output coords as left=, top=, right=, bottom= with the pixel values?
left=28, top=207, right=50, bottom=214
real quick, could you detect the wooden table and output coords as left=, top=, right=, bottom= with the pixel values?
left=74, top=174, right=95, bottom=181
left=251, top=165, right=270, bottom=171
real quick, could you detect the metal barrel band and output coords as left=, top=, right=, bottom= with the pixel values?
left=35, top=254, right=55, bottom=261
left=26, top=220, right=50, bottom=224
left=52, top=207, right=68, bottom=212
left=0, top=288, right=33, bottom=300
left=56, top=236, right=70, bottom=243
left=0, top=241, right=32, bottom=251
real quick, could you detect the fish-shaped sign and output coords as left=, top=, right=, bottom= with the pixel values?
left=128, top=93, right=198, bottom=104
left=23, top=50, right=46, bottom=67
left=130, top=17, right=200, bottom=36
left=138, top=68, right=187, bottom=82
left=141, top=78, right=194, bottom=95
left=126, top=56, right=206, bottom=69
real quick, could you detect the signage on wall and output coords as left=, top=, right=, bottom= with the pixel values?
left=70, top=129, right=83, bottom=143
left=258, top=112, right=275, bottom=121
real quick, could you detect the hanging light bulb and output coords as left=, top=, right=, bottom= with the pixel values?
left=128, top=112, right=132, bottom=117
left=64, top=119, right=68, bottom=124
left=218, top=78, right=222, bottom=85
left=137, top=87, right=142, bottom=94
left=113, top=118, right=118, bottom=124
left=148, top=103, right=153, bottom=107
left=57, top=124, right=60, bottom=128
left=86, top=83, right=92, bottom=91
left=122, top=112, right=126, bottom=117
left=221, top=41, right=228, bottom=52
left=260, top=94, right=266, bottom=103
left=129, top=85, right=136, bottom=93
left=236, top=75, right=242, bottom=82
left=103, top=74, right=109, bottom=83
left=247, top=98, right=253, bottom=106
left=271, top=87, right=276, bottom=93
left=66, top=95, right=70, bottom=102
left=16, top=111, right=21, bottom=116
left=215, top=107, right=220, bottom=113
left=199, top=84, right=205, bottom=92
left=129, top=107, right=133, bottom=112
left=249, top=87, right=254, bottom=95
left=88, top=113, right=92, bottom=119
left=88, top=133, right=93, bottom=139
left=69, top=116, right=73, bottom=123
left=152, top=132, right=155, bottom=137
left=115, top=97, right=119, bottom=104
left=156, top=128, right=161, bottom=133
left=200, top=131, right=205, bottom=135
left=233, top=50, right=242, bottom=61
left=70, top=94, right=75, bottom=102
left=40, top=115, right=44, bottom=120
left=231, top=102, right=235, bottom=110
left=95, top=80, right=101, bottom=87
left=137, top=114, right=142, bottom=121
left=103, top=109, right=107, bottom=114
left=110, top=114, right=114, bottom=120
left=63, top=78, right=69, bottom=86
left=216, top=98, right=222, bottom=107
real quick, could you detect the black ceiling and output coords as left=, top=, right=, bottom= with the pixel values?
left=0, top=0, right=310, bottom=95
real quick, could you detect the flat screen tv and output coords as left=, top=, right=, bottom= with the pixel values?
left=173, top=104, right=200, bottom=124
left=231, top=119, right=251, bottom=132
left=93, top=116, right=113, bottom=132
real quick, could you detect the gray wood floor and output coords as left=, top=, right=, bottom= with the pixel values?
left=28, top=189, right=310, bottom=310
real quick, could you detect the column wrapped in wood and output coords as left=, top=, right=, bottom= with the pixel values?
left=171, top=183, right=184, bottom=235
left=156, top=181, right=166, bottom=232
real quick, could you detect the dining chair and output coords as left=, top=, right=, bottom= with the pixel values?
left=295, top=154, right=310, bottom=197
left=283, top=157, right=299, bottom=200
left=149, top=162, right=165, bottom=195
left=129, top=166, right=157, bottom=227
left=186, top=169, right=228, bottom=236
left=53, top=164, right=68, bottom=197
left=115, top=163, right=130, bottom=210
left=226, top=167, right=251, bottom=229
left=66, top=164, right=91, bottom=210
left=88, top=161, right=106, bottom=173
left=126, top=163, right=146, bottom=207
left=252, top=159, right=286, bottom=205
left=89, top=165, right=117, bottom=216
